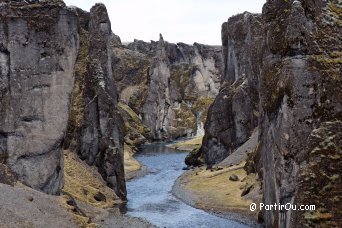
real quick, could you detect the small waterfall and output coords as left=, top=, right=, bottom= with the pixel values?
left=195, top=111, right=205, bottom=136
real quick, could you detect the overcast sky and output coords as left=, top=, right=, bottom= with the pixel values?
left=64, top=0, right=266, bottom=45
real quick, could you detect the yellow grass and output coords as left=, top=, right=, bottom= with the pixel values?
left=180, top=162, right=261, bottom=219
left=124, top=144, right=142, bottom=180
left=63, top=150, right=120, bottom=209
left=168, top=136, right=203, bottom=151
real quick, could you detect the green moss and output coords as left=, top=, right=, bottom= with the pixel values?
left=311, top=54, right=342, bottom=65
left=192, top=96, right=214, bottom=113
left=118, top=102, right=140, bottom=123
left=65, top=28, right=89, bottom=149
left=185, top=147, right=204, bottom=166
left=174, top=102, right=196, bottom=130
left=261, top=62, right=294, bottom=116
left=304, top=210, right=333, bottom=222
left=191, top=96, right=215, bottom=123
left=27, top=14, right=58, bottom=33
left=128, top=83, right=148, bottom=114
left=244, top=143, right=259, bottom=174
left=118, top=102, right=151, bottom=144
left=170, top=64, right=197, bottom=99
left=294, top=121, right=342, bottom=227
left=328, top=2, right=342, bottom=21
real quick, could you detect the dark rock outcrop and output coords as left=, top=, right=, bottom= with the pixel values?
left=64, top=4, right=127, bottom=200
left=196, top=0, right=341, bottom=227
left=114, top=36, right=223, bottom=141
left=141, top=34, right=173, bottom=140
left=196, top=12, right=263, bottom=165
left=257, top=0, right=341, bottom=226
left=0, top=0, right=79, bottom=194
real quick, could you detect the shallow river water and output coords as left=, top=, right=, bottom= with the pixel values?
left=125, top=143, right=251, bottom=228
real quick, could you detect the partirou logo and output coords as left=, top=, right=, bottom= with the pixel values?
left=250, top=203, right=315, bottom=212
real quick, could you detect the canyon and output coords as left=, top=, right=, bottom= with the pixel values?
left=0, top=0, right=341, bottom=227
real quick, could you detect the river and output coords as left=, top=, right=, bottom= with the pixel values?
left=125, top=143, right=251, bottom=228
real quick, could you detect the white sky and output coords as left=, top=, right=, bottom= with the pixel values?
left=64, top=0, right=266, bottom=45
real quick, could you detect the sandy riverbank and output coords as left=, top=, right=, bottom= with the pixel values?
left=172, top=130, right=262, bottom=227
left=124, top=144, right=149, bottom=180
left=172, top=163, right=262, bottom=227
left=166, top=136, right=203, bottom=151
left=61, top=149, right=155, bottom=227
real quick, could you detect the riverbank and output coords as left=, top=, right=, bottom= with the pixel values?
left=125, top=136, right=203, bottom=180
left=172, top=163, right=261, bottom=226
left=172, top=130, right=262, bottom=227
left=124, top=144, right=149, bottom=180
left=126, top=143, right=251, bottom=227
left=166, top=136, right=203, bottom=151
left=61, top=149, right=155, bottom=227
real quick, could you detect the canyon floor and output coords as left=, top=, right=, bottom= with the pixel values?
left=121, top=135, right=262, bottom=227
left=171, top=133, right=262, bottom=226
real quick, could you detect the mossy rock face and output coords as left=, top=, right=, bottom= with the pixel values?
left=173, top=102, right=196, bottom=133
left=185, top=148, right=204, bottom=166
left=64, top=28, right=89, bottom=151
left=113, top=47, right=151, bottom=94
left=0, top=0, right=79, bottom=194
left=0, top=164, right=17, bottom=186
left=292, top=121, right=342, bottom=227
left=127, top=85, right=148, bottom=115
left=118, top=102, right=151, bottom=146
left=244, top=143, right=259, bottom=175
left=260, top=60, right=295, bottom=117
left=170, top=64, right=196, bottom=99
left=191, top=96, right=214, bottom=123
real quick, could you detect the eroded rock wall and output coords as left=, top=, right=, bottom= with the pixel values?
left=0, top=0, right=79, bottom=194
left=64, top=4, right=127, bottom=200
left=257, top=0, right=341, bottom=226
left=141, top=35, right=173, bottom=140
left=114, top=36, right=222, bottom=141
left=197, top=0, right=341, bottom=226
left=195, top=12, right=263, bottom=166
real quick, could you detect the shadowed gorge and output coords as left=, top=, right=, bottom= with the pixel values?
left=0, top=0, right=341, bottom=227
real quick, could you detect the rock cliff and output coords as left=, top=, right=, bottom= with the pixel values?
left=257, top=0, right=341, bottom=226
left=64, top=4, right=127, bottom=200
left=189, top=12, right=263, bottom=166
left=0, top=0, right=127, bottom=201
left=196, top=0, right=341, bottom=227
left=141, top=34, right=173, bottom=140
left=113, top=35, right=223, bottom=141
left=0, top=0, right=79, bottom=194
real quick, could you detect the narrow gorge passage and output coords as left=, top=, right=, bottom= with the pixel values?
left=1, top=1, right=340, bottom=227
left=125, top=144, right=250, bottom=228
